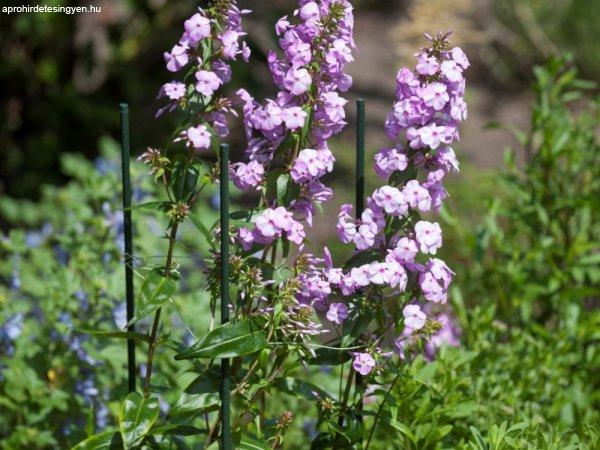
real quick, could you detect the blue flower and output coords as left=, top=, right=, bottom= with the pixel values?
left=76, top=377, right=99, bottom=404
left=113, top=302, right=128, bottom=329
left=1, top=313, right=24, bottom=341
left=95, top=157, right=118, bottom=175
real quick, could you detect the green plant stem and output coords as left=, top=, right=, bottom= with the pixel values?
left=365, top=373, right=400, bottom=450
left=338, top=367, right=354, bottom=427
left=143, top=222, right=179, bottom=397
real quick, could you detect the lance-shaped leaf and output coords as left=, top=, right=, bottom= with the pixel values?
left=150, top=424, right=207, bottom=437
left=239, top=435, right=269, bottom=450
left=272, top=377, right=329, bottom=401
left=343, top=250, right=381, bottom=270
left=175, top=319, right=267, bottom=360
left=128, top=270, right=177, bottom=325
left=172, top=161, right=200, bottom=201
left=119, top=392, right=160, bottom=448
left=170, top=368, right=221, bottom=416
left=71, top=430, right=123, bottom=450
left=307, top=347, right=352, bottom=366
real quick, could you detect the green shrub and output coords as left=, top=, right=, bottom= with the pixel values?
left=0, top=139, right=218, bottom=448
left=447, top=56, right=600, bottom=325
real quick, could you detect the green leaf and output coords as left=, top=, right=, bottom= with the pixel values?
left=230, top=209, right=261, bottom=222
left=129, top=270, right=177, bottom=325
left=445, top=401, right=478, bottom=418
left=71, top=431, right=123, bottom=450
left=469, top=426, right=488, bottom=450
left=171, top=369, right=221, bottom=417
left=389, top=422, right=417, bottom=446
left=172, top=161, right=200, bottom=201
left=77, top=329, right=150, bottom=344
left=175, top=318, right=268, bottom=360
left=343, top=250, right=381, bottom=270
left=272, top=377, right=328, bottom=401
left=125, top=201, right=170, bottom=212
left=265, top=168, right=285, bottom=203
left=277, top=173, right=290, bottom=205
left=119, top=392, right=160, bottom=448
left=308, top=347, right=351, bottom=366
left=240, top=435, right=269, bottom=450
left=150, top=424, right=207, bottom=437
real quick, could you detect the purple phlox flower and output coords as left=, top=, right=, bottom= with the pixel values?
left=276, top=15, right=291, bottom=36
left=177, top=124, right=211, bottom=150
left=326, top=303, right=348, bottom=325
left=366, top=262, right=389, bottom=285
left=352, top=352, right=376, bottom=376
left=155, top=81, right=186, bottom=117
left=230, top=160, right=264, bottom=191
left=386, top=260, right=408, bottom=290
left=291, top=148, right=334, bottom=183
left=254, top=207, right=290, bottom=239
left=164, top=44, right=189, bottom=72
left=253, top=207, right=304, bottom=245
left=433, top=146, right=459, bottom=173
left=287, top=219, right=306, bottom=245
left=416, top=54, right=439, bottom=76
left=184, top=13, right=211, bottom=46
left=450, top=95, right=467, bottom=121
left=414, top=221, right=442, bottom=255
left=283, top=32, right=312, bottom=67
left=403, top=304, right=426, bottom=330
left=195, top=70, right=222, bottom=96
left=213, top=60, right=233, bottom=83
left=237, top=228, right=255, bottom=251
left=374, top=146, right=408, bottom=179
left=353, top=224, right=375, bottom=251
left=299, top=2, right=320, bottom=21
left=419, top=258, right=453, bottom=303
left=420, top=82, right=449, bottom=111
left=221, top=30, right=244, bottom=59
left=441, top=59, right=463, bottom=83
left=371, top=186, right=408, bottom=216
left=451, top=47, right=469, bottom=69
left=388, top=237, right=418, bottom=263
left=282, top=106, right=308, bottom=130
left=419, top=123, right=447, bottom=149
left=396, top=67, right=420, bottom=97
left=283, top=67, right=312, bottom=96
left=321, top=91, right=347, bottom=122
left=158, top=81, right=186, bottom=101
left=402, top=180, right=432, bottom=212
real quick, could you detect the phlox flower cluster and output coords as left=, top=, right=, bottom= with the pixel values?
left=232, top=0, right=355, bottom=253
left=333, top=33, right=467, bottom=374
left=239, top=207, right=305, bottom=250
left=157, top=2, right=251, bottom=148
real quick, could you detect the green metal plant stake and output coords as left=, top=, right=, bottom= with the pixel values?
left=219, top=143, right=232, bottom=450
left=120, top=103, right=137, bottom=393
left=355, top=98, right=366, bottom=444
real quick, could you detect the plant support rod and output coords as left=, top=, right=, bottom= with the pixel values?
left=219, top=143, right=232, bottom=450
left=120, top=103, right=136, bottom=393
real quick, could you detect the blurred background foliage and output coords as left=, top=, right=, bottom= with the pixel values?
left=1, top=0, right=600, bottom=200
left=1, top=0, right=599, bottom=448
